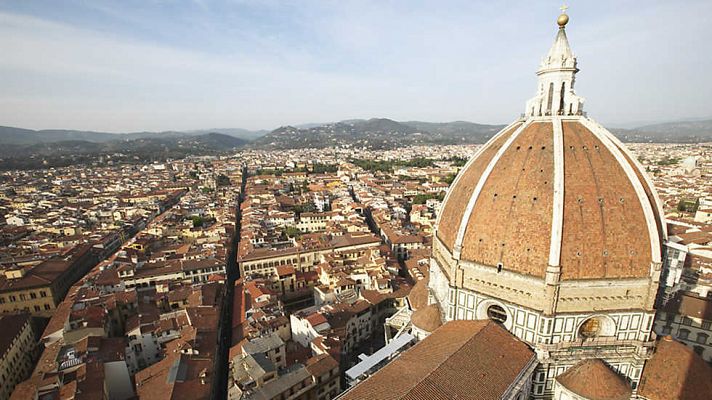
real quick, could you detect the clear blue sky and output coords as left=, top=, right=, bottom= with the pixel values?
left=0, top=0, right=710, bottom=132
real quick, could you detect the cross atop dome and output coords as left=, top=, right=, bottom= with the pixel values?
left=558, top=3, right=569, bottom=27
left=524, top=7, right=585, bottom=117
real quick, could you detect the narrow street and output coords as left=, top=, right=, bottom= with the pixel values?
left=211, top=164, right=247, bottom=400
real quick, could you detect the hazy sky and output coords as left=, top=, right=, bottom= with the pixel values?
left=1, top=0, right=710, bottom=132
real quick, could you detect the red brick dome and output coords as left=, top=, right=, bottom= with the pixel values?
left=408, top=278, right=429, bottom=311
left=411, top=303, right=442, bottom=333
left=436, top=118, right=665, bottom=280
left=556, top=359, right=632, bottom=400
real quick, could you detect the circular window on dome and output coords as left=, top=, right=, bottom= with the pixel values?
left=579, top=318, right=602, bottom=338
left=487, top=305, right=508, bottom=325
left=578, top=316, right=615, bottom=339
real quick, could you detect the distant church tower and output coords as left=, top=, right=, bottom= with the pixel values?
left=429, top=8, right=668, bottom=399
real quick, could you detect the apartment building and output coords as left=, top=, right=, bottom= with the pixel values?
left=0, top=244, right=97, bottom=317
left=0, top=314, right=38, bottom=400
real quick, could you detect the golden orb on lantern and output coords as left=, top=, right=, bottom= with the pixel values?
left=557, top=13, right=569, bottom=27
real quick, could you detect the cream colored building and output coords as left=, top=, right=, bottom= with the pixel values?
left=0, top=245, right=97, bottom=317
left=238, top=233, right=381, bottom=277
left=0, top=314, right=38, bottom=400
left=654, top=291, right=712, bottom=363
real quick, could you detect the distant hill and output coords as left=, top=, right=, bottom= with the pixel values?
left=252, top=118, right=506, bottom=149
left=0, top=125, right=269, bottom=145
left=188, top=128, right=267, bottom=141
left=253, top=118, right=417, bottom=150
left=1, top=116, right=711, bottom=167
left=612, top=119, right=712, bottom=143
left=0, top=126, right=118, bottom=144
left=0, top=132, right=246, bottom=170
left=188, top=132, right=248, bottom=148
left=0, top=126, right=204, bottom=145
left=401, top=121, right=505, bottom=143
left=0, top=132, right=246, bottom=157
left=253, top=117, right=712, bottom=149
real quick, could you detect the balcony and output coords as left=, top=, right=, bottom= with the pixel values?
left=538, top=337, right=655, bottom=360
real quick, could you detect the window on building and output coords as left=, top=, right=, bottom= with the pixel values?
left=30, top=292, right=36, bottom=299
left=679, top=329, right=690, bottom=340
left=44, top=304, right=51, bottom=310
left=34, top=305, right=41, bottom=312
left=0, top=297, right=4, bottom=304
left=703, top=320, right=711, bottom=330
left=19, top=294, right=26, bottom=301
left=683, top=317, right=694, bottom=326
left=697, top=333, right=709, bottom=345
left=694, top=346, right=705, bottom=356
left=486, top=305, right=508, bottom=325
left=662, top=326, right=672, bottom=335
left=579, top=318, right=603, bottom=338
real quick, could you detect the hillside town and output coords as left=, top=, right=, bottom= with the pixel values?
left=0, top=140, right=710, bottom=399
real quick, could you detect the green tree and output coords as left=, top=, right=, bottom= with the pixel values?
left=443, top=173, right=457, bottom=184
left=449, top=156, right=468, bottom=167
left=312, top=163, right=338, bottom=173
left=285, top=226, right=302, bottom=238
left=412, top=194, right=436, bottom=204
left=216, top=174, right=231, bottom=187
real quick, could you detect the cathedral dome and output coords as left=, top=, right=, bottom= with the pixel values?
left=434, top=14, right=666, bottom=283
left=436, top=118, right=665, bottom=281
left=411, top=303, right=442, bottom=333
left=408, top=278, right=429, bottom=311
left=555, top=359, right=632, bottom=400
left=421, top=9, right=674, bottom=395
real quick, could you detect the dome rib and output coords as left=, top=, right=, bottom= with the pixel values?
left=459, top=121, right=555, bottom=277
left=594, top=119, right=667, bottom=240
left=580, top=117, right=662, bottom=265
left=435, top=121, right=522, bottom=251
left=548, top=117, right=565, bottom=267
left=452, top=119, right=533, bottom=259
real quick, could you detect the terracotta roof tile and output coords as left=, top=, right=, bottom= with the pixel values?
left=341, top=320, right=534, bottom=400
left=555, top=358, right=631, bottom=400
left=411, top=303, right=442, bottom=332
left=638, top=336, right=712, bottom=400
left=407, top=278, right=429, bottom=311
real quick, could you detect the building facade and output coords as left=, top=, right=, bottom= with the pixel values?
left=0, top=245, right=97, bottom=317
left=0, top=314, right=38, bottom=400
